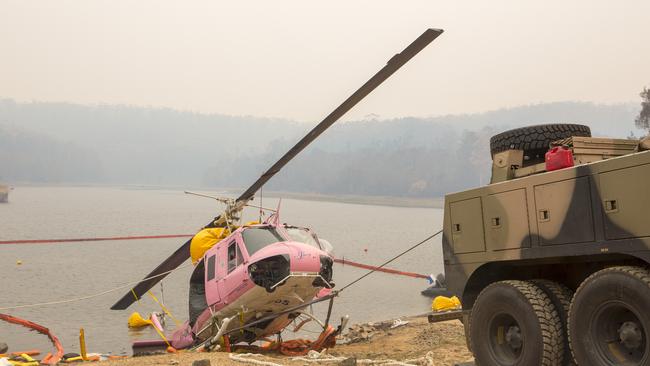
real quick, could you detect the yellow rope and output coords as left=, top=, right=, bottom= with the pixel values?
left=148, top=291, right=181, bottom=328
left=152, top=323, right=171, bottom=348
left=130, top=288, right=139, bottom=301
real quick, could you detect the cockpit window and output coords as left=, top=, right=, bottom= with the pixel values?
left=227, top=241, right=243, bottom=273
left=285, top=227, right=321, bottom=249
left=242, top=227, right=284, bottom=257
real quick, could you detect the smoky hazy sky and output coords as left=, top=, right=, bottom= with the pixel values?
left=1, top=1, right=648, bottom=122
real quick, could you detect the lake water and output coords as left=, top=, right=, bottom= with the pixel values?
left=0, top=186, right=443, bottom=355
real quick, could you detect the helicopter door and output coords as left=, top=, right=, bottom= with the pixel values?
left=219, top=239, right=247, bottom=303
left=204, top=251, right=221, bottom=305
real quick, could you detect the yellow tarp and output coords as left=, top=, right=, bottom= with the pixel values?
left=189, top=222, right=262, bottom=264
left=432, top=295, right=461, bottom=311
left=128, top=312, right=152, bottom=328
left=190, top=227, right=230, bottom=264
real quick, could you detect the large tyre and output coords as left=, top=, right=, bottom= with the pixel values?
left=470, top=280, right=563, bottom=366
left=568, top=266, right=650, bottom=366
left=489, top=124, right=591, bottom=158
left=464, top=312, right=472, bottom=353
left=532, top=280, right=575, bottom=366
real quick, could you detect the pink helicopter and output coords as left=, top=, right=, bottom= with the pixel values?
left=111, top=28, right=443, bottom=351
left=173, top=209, right=337, bottom=349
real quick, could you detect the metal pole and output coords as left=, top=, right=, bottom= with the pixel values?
left=324, top=297, right=335, bottom=328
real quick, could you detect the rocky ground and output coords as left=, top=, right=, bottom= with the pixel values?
left=99, top=316, right=474, bottom=366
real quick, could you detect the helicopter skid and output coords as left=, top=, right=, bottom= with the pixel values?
left=270, top=272, right=333, bottom=290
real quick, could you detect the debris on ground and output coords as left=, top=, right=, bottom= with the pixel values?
left=192, top=359, right=211, bottom=366
left=5, top=315, right=471, bottom=366
left=337, top=318, right=410, bottom=344
left=390, top=319, right=409, bottom=329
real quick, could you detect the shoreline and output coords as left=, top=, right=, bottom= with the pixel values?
left=7, top=184, right=444, bottom=209
left=98, top=315, right=472, bottom=366
left=262, top=191, right=444, bottom=209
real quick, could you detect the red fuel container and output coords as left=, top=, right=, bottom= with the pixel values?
left=545, top=146, right=574, bottom=171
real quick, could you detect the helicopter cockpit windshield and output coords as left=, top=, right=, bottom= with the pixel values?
left=242, top=227, right=285, bottom=256
left=284, top=226, right=334, bottom=255
left=285, top=227, right=319, bottom=248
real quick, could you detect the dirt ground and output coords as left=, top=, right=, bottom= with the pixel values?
left=100, top=316, right=474, bottom=366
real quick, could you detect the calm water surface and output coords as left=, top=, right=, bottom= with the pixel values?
left=0, top=186, right=443, bottom=355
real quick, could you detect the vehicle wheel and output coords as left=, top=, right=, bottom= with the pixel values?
left=470, top=280, right=563, bottom=366
left=532, top=280, right=575, bottom=366
left=568, top=266, right=650, bottom=366
left=489, top=124, right=591, bottom=162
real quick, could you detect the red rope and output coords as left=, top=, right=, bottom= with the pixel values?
left=261, top=325, right=337, bottom=356
left=0, top=234, right=193, bottom=245
left=0, top=234, right=428, bottom=279
left=0, top=313, right=64, bottom=364
left=333, top=258, right=428, bottom=279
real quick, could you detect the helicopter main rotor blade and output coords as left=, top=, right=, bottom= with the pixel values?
left=236, top=28, right=443, bottom=203
left=111, top=214, right=223, bottom=310
left=110, top=28, right=443, bottom=311
left=112, top=210, right=229, bottom=309
left=110, top=238, right=193, bottom=310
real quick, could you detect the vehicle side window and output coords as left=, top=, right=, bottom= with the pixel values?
left=236, top=244, right=243, bottom=266
left=207, top=255, right=216, bottom=281
left=228, top=242, right=237, bottom=273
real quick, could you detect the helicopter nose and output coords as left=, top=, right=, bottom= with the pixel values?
left=247, top=242, right=333, bottom=292
left=285, top=242, right=323, bottom=273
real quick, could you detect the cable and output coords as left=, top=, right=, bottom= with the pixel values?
left=0, top=262, right=194, bottom=311
left=332, top=258, right=428, bottom=279
left=0, top=234, right=193, bottom=245
left=0, top=230, right=442, bottom=311
left=338, top=229, right=442, bottom=292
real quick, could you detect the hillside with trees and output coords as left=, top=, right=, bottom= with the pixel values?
left=0, top=99, right=643, bottom=197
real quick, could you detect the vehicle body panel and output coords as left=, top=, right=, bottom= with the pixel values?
left=443, top=149, right=650, bottom=306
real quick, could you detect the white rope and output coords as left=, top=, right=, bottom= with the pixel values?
left=358, top=359, right=426, bottom=366
left=291, top=355, right=345, bottom=363
left=0, top=262, right=194, bottom=311
left=229, top=351, right=435, bottom=366
left=229, top=353, right=285, bottom=366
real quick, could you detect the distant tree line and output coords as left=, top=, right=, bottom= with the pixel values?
left=205, top=128, right=495, bottom=197
left=0, top=99, right=644, bottom=197
left=0, top=125, right=103, bottom=183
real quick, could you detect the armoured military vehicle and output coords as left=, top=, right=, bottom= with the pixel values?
left=440, top=123, right=650, bottom=365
